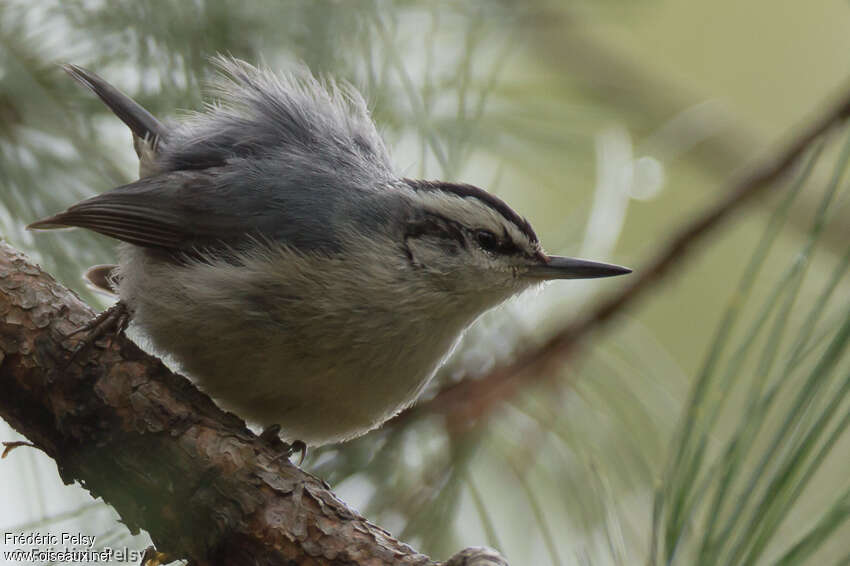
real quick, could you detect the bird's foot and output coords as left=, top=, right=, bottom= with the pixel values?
left=140, top=545, right=175, bottom=566
left=259, top=424, right=307, bottom=465
left=65, top=301, right=130, bottom=365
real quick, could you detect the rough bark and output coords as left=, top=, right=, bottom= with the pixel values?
left=0, top=241, right=508, bottom=566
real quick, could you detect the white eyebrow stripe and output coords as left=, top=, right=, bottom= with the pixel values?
left=404, top=180, right=538, bottom=242
left=406, top=189, right=538, bottom=255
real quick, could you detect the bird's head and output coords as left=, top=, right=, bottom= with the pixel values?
left=397, top=179, right=630, bottom=307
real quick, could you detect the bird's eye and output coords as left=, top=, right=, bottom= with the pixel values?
left=475, top=230, right=500, bottom=252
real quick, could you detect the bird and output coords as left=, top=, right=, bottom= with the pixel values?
left=29, top=57, right=631, bottom=448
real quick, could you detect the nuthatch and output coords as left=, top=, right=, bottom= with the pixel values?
left=30, top=57, right=630, bottom=447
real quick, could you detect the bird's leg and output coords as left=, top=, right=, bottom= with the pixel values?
left=259, top=424, right=307, bottom=465
left=65, top=301, right=131, bottom=364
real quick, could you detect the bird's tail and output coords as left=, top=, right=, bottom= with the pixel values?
left=63, top=63, right=168, bottom=145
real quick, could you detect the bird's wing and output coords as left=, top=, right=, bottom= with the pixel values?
left=27, top=169, right=257, bottom=250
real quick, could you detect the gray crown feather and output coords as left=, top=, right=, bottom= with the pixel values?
left=160, top=56, right=394, bottom=185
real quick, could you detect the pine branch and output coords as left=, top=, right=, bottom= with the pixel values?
left=0, top=241, right=507, bottom=566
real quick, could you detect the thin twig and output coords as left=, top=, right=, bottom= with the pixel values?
left=402, top=80, right=850, bottom=424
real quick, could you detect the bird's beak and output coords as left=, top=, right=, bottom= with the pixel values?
left=525, top=255, right=632, bottom=280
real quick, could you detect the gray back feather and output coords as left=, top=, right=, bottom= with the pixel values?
left=157, top=56, right=397, bottom=252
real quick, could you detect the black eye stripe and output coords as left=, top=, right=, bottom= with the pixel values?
left=405, top=179, right=539, bottom=245
left=474, top=229, right=526, bottom=256
left=475, top=230, right=500, bottom=252
left=405, top=213, right=467, bottom=249
left=406, top=213, right=530, bottom=258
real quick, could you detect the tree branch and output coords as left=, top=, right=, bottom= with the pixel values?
left=405, top=80, right=850, bottom=425
left=0, top=242, right=507, bottom=566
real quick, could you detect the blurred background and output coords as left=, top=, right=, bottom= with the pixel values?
left=1, top=1, right=849, bottom=565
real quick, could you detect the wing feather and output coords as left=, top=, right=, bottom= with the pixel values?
left=28, top=170, right=231, bottom=249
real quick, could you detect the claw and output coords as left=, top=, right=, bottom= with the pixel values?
left=259, top=425, right=307, bottom=465
left=289, top=440, right=307, bottom=465
left=65, top=301, right=130, bottom=365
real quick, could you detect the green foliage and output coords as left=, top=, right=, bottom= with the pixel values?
left=650, top=136, right=850, bottom=565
